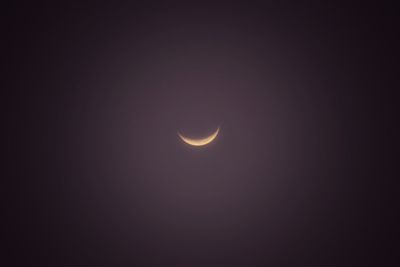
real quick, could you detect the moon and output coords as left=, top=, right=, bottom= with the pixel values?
left=178, top=127, right=220, bottom=147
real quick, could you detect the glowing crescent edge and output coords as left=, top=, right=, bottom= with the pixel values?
left=178, top=127, right=220, bottom=146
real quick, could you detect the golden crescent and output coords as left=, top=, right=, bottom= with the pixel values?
left=178, top=127, right=220, bottom=146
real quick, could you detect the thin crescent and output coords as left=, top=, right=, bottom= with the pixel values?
left=178, top=127, right=220, bottom=146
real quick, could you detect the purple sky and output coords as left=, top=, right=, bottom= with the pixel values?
left=5, top=5, right=397, bottom=266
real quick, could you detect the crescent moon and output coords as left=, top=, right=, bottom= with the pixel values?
left=178, top=127, right=220, bottom=147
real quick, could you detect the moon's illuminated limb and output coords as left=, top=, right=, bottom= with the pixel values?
left=178, top=127, right=220, bottom=146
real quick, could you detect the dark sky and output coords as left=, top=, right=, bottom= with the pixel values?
left=4, top=4, right=397, bottom=266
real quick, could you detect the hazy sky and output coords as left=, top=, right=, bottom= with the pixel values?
left=5, top=5, right=396, bottom=266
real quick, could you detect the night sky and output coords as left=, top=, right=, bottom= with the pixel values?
left=4, top=4, right=397, bottom=266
